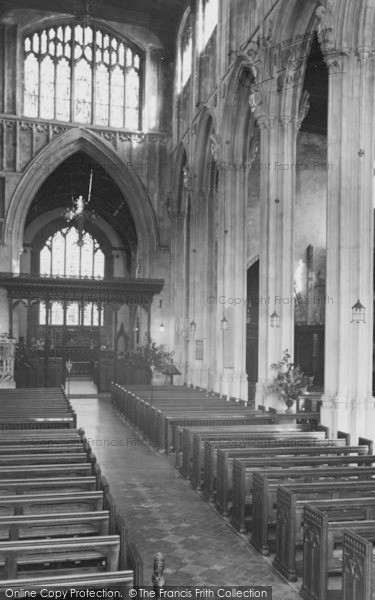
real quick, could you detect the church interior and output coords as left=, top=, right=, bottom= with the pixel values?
left=0, top=0, right=374, bottom=597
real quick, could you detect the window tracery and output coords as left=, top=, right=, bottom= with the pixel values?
left=24, top=23, right=142, bottom=129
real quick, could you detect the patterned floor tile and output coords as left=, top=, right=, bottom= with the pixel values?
left=71, top=396, right=302, bottom=598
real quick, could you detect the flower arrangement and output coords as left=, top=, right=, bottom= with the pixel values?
left=124, top=334, right=174, bottom=373
left=267, top=349, right=314, bottom=408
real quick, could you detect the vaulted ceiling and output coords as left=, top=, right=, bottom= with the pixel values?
left=0, top=0, right=188, bottom=52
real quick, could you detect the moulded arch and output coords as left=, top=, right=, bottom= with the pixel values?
left=220, top=60, right=257, bottom=164
left=6, top=128, right=159, bottom=275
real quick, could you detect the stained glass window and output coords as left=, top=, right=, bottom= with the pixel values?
left=23, top=23, right=142, bottom=129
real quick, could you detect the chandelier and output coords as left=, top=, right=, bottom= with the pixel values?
left=63, top=170, right=96, bottom=247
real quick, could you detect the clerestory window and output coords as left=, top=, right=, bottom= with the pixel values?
left=23, top=23, right=142, bottom=129
left=202, top=0, right=218, bottom=47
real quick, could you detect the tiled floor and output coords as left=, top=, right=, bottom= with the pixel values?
left=70, top=393, right=301, bottom=599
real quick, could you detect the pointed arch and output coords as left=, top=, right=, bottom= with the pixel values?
left=6, top=128, right=159, bottom=275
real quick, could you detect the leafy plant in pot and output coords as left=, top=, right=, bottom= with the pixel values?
left=125, top=334, right=174, bottom=385
left=266, top=349, right=314, bottom=413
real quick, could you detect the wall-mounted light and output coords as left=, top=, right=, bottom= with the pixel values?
left=351, top=300, right=366, bottom=324
left=190, top=320, right=197, bottom=332
left=220, top=316, right=228, bottom=331
left=270, top=311, right=280, bottom=328
left=159, top=324, right=165, bottom=333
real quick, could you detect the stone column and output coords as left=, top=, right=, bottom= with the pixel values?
left=222, top=163, right=248, bottom=400
left=255, top=114, right=298, bottom=408
left=321, top=49, right=375, bottom=439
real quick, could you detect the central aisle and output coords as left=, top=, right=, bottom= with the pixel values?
left=71, top=396, right=301, bottom=598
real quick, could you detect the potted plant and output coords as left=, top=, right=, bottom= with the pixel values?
left=267, top=349, right=314, bottom=413
left=124, top=334, right=174, bottom=385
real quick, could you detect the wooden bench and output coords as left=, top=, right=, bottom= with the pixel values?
left=248, top=470, right=375, bottom=550
left=0, top=429, right=84, bottom=445
left=0, top=393, right=142, bottom=589
left=231, top=455, right=375, bottom=534
left=0, top=463, right=93, bottom=479
left=0, top=476, right=98, bottom=495
left=342, top=529, right=375, bottom=600
left=215, top=445, right=370, bottom=518
left=200, top=432, right=332, bottom=498
left=0, top=416, right=76, bottom=430
left=157, top=414, right=279, bottom=454
left=0, top=534, right=121, bottom=578
left=0, top=443, right=85, bottom=454
left=0, top=490, right=104, bottom=516
left=0, top=452, right=89, bottom=465
left=0, top=510, right=110, bottom=540
left=273, top=483, right=375, bottom=581
left=145, top=406, right=266, bottom=446
left=300, top=507, right=375, bottom=600
left=180, top=424, right=328, bottom=482
left=0, top=570, right=134, bottom=595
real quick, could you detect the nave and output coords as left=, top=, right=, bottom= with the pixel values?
left=70, top=394, right=301, bottom=598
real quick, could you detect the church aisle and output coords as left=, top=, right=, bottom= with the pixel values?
left=70, top=397, right=301, bottom=598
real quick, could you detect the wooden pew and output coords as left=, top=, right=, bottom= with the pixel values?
left=163, top=411, right=321, bottom=455
left=0, top=463, right=93, bottom=479
left=342, top=529, right=375, bottom=600
left=0, top=511, right=110, bottom=540
left=151, top=413, right=276, bottom=454
left=301, top=507, right=375, bottom=600
left=0, top=415, right=76, bottom=430
left=215, top=446, right=370, bottom=517
left=0, top=393, right=141, bottom=590
left=112, top=383, right=321, bottom=449
left=180, top=424, right=328, bottom=482
left=200, top=432, right=332, bottom=498
left=194, top=434, right=335, bottom=489
left=0, top=429, right=84, bottom=444
left=273, top=484, right=375, bottom=581
left=0, top=476, right=97, bottom=495
left=0, top=452, right=88, bottom=465
left=0, top=534, right=121, bottom=578
left=0, top=443, right=85, bottom=454
left=0, top=491, right=104, bottom=516
left=0, top=571, right=134, bottom=595
left=231, top=456, right=375, bottom=534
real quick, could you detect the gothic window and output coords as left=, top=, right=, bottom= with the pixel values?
left=180, top=14, right=192, bottom=88
left=39, top=226, right=105, bottom=279
left=23, top=24, right=142, bottom=129
left=39, top=227, right=105, bottom=326
left=202, top=0, right=218, bottom=47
